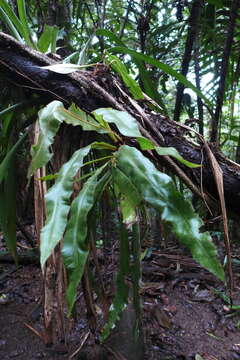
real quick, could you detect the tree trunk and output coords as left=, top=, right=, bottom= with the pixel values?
left=1, top=32, right=240, bottom=216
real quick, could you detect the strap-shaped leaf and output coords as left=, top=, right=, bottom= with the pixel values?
left=40, top=146, right=91, bottom=268
left=62, top=167, right=111, bottom=312
left=28, top=101, right=64, bottom=177
left=115, top=145, right=224, bottom=281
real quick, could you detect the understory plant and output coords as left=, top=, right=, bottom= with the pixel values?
left=28, top=100, right=224, bottom=340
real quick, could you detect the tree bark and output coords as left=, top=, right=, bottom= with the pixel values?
left=1, top=32, right=240, bottom=216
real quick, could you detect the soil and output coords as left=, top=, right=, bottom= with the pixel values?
left=0, top=236, right=240, bottom=360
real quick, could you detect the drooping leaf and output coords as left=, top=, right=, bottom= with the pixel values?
left=106, top=54, right=144, bottom=100
left=28, top=101, right=64, bottom=177
left=114, top=145, right=224, bottom=281
left=62, top=167, right=111, bottom=312
left=40, top=146, right=91, bottom=268
left=94, top=108, right=142, bottom=137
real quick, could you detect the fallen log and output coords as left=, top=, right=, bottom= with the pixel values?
left=1, top=32, right=240, bottom=216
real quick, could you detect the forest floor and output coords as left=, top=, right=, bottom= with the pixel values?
left=0, top=231, right=240, bottom=360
